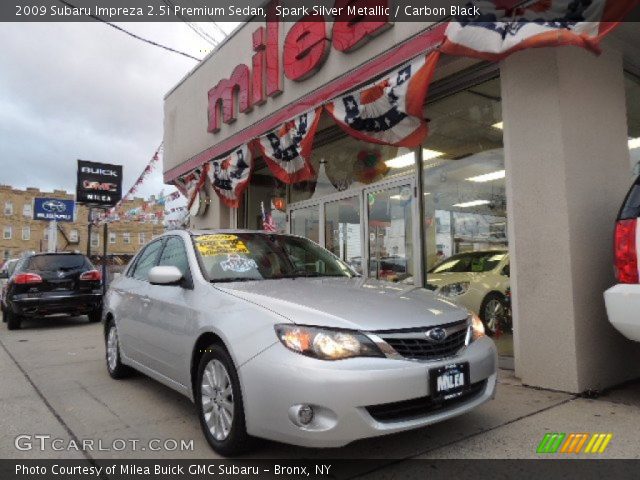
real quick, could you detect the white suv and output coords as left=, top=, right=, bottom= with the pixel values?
left=604, top=177, right=640, bottom=341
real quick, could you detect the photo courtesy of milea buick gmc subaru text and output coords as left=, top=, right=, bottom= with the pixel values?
left=103, top=230, right=497, bottom=455
left=605, top=175, right=640, bottom=342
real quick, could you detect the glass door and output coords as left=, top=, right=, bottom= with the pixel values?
left=289, top=204, right=320, bottom=243
left=365, top=179, right=419, bottom=285
left=324, top=195, right=363, bottom=274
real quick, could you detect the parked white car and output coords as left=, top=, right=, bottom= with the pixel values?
left=605, top=176, right=640, bottom=341
left=103, top=230, right=497, bottom=455
left=0, top=258, right=19, bottom=309
left=427, top=250, right=511, bottom=335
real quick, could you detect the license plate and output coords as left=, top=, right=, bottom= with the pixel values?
left=429, top=362, right=470, bottom=401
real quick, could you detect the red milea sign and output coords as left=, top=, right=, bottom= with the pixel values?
left=207, top=0, right=391, bottom=134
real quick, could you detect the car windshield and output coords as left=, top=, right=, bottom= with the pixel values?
left=26, top=254, right=88, bottom=272
left=429, top=251, right=507, bottom=274
left=193, top=233, right=357, bottom=282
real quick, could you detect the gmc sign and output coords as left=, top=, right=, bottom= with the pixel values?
left=76, top=160, right=123, bottom=206
left=207, top=0, right=391, bottom=133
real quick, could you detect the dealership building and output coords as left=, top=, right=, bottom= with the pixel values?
left=162, top=16, right=640, bottom=394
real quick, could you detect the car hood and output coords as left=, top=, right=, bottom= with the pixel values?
left=215, top=277, right=468, bottom=331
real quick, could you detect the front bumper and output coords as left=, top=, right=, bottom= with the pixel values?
left=240, top=336, right=497, bottom=448
left=10, top=292, right=102, bottom=318
left=604, top=284, right=640, bottom=342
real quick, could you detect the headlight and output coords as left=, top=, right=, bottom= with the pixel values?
left=470, top=313, right=485, bottom=341
left=274, top=325, right=384, bottom=360
left=438, top=282, right=470, bottom=297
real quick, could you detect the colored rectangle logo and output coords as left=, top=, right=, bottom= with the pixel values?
left=537, top=433, right=612, bottom=454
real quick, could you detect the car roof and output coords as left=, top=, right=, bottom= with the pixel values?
left=186, top=229, right=281, bottom=236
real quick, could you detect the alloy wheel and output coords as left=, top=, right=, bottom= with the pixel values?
left=201, top=359, right=234, bottom=441
left=484, top=299, right=505, bottom=334
left=107, top=326, right=119, bottom=372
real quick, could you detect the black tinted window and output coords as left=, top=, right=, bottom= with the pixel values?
left=619, top=179, right=640, bottom=220
left=158, top=237, right=190, bottom=278
left=132, top=241, right=162, bottom=281
left=26, top=255, right=88, bottom=272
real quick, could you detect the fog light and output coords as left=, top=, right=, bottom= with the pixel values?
left=298, top=405, right=314, bottom=425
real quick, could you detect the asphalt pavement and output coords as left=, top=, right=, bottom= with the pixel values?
left=1, top=314, right=639, bottom=465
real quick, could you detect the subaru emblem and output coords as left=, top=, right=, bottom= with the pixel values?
left=426, top=327, right=447, bottom=342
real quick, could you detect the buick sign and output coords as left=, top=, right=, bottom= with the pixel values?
left=76, top=159, right=123, bottom=206
left=33, top=198, right=75, bottom=222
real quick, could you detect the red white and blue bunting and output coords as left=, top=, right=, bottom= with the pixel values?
left=175, top=164, right=209, bottom=209
left=207, top=144, right=253, bottom=208
left=440, top=0, right=637, bottom=61
left=252, top=107, right=322, bottom=184
left=325, top=51, right=439, bottom=148
left=170, top=3, right=638, bottom=210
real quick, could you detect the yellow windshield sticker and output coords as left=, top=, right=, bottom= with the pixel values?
left=195, top=234, right=249, bottom=256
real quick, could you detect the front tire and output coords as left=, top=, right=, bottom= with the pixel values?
left=196, top=344, right=254, bottom=456
left=105, top=321, right=132, bottom=379
left=6, top=310, right=22, bottom=330
left=480, top=292, right=511, bottom=336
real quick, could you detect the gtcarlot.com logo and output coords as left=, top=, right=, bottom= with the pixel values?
left=537, top=432, right=613, bottom=454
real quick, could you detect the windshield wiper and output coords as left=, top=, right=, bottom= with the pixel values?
left=279, top=272, right=348, bottom=279
left=211, top=277, right=260, bottom=283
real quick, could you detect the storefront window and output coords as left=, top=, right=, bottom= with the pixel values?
left=422, top=76, right=511, bottom=356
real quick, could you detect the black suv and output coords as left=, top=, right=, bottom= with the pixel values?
left=0, top=252, right=103, bottom=330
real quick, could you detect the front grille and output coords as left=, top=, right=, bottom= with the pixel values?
left=365, top=380, right=487, bottom=422
left=378, top=320, right=468, bottom=361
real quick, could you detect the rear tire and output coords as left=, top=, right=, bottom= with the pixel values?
left=105, top=320, right=132, bottom=379
left=196, top=344, right=255, bottom=456
left=6, top=310, right=21, bottom=330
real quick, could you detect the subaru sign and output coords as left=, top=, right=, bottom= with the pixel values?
left=33, top=198, right=75, bottom=222
left=76, top=159, right=123, bottom=206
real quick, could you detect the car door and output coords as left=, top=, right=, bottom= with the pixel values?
left=139, top=235, right=195, bottom=383
left=115, top=239, right=164, bottom=366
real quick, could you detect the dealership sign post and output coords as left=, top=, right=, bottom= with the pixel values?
left=76, top=160, right=123, bottom=293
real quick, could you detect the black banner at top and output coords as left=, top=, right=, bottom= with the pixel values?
left=3, top=0, right=639, bottom=23
left=76, top=159, right=123, bottom=207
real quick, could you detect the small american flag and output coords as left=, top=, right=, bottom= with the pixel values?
left=261, top=201, right=277, bottom=232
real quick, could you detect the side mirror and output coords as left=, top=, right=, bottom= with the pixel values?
left=148, top=266, right=183, bottom=286
left=0, top=271, right=8, bottom=279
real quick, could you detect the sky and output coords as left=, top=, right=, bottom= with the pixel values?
left=0, top=21, right=237, bottom=210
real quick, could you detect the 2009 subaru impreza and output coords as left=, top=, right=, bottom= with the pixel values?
left=103, top=230, right=497, bottom=455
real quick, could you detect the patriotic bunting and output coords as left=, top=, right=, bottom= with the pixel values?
left=440, top=0, right=638, bottom=62
left=325, top=51, right=440, bottom=148
left=175, top=164, right=209, bottom=209
left=253, top=107, right=322, bottom=184
left=207, top=145, right=253, bottom=208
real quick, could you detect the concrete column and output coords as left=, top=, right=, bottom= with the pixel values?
left=501, top=42, right=640, bottom=393
left=191, top=181, right=230, bottom=230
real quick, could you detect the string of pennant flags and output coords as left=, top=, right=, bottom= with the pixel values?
left=91, top=144, right=186, bottom=226
left=171, top=0, right=636, bottom=212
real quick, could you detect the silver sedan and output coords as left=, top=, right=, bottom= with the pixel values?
left=103, top=230, right=497, bottom=455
